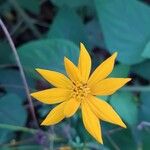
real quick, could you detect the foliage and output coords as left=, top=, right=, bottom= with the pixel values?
left=0, top=0, right=150, bottom=149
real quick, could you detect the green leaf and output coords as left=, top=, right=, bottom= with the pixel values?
left=0, top=68, right=35, bottom=99
left=0, top=130, right=13, bottom=144
left=51, top=0, right=91, bottom=8
left=0, top=93, right=27, bottom=125
left=0, top=124, right=36, bottom=134
left=16, top=0, right=40, bottom=14
left=110, top=129, right=137, bottom=150
left=85, top=19, right=104, bottom=48
left=139, top=92, right=150, bottom=122
left=109, top=64, right=130, bottom=78
left=132, top=60, right=150, bottom=80
left=0, top=2, right=11, bottom=17
left=142, top=41, right=150, bottom=59
left=141, top=130, right=150, bottom=150
left=17, top=39, right=79, bottom=79
left=95, top=0, right=150, bottom=64
left=110, top=92, right=138, bottom=127
left=47, top=8, right=87, bottom=45
left=0, top=40, right=13, bottom=64
left=0, top=94, right=27, bottom=144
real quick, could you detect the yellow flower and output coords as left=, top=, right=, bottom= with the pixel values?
left=31, top=43, right=131, bottom=144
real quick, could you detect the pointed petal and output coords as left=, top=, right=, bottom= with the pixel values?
left=88, top=96, right=126, bottom=128
left=91, top=78, right=131, bottom=96
left=64, top=57, right=81, bottom=83
left=31, top=88, right=71, bottom=104
left=78, top=43, right=91, bottom=82
left=81, top=100, right=103, bottom=144
left=41, top=102, right=66, bottom=125
left=64, top=98, right=80, bottom=117
left=88, top=52, right=117, bottom=87
left=36, top=69, right=72, bottom=89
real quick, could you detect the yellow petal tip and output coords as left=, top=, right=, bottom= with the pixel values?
left=41, top=120, right=49, bottom=126
left=64, top=56, right=67, bottom=59
left=30, top=92, right=38, bottom=98
left=40, top=122, right=45, bottom=126
left=113, top=52, right=118, bottom=58
left=40, top=123, right=44, bottom=126
left=121, top=122, right=127, bottom=129
left=127, top=78, right=132, bottom=82
left=80, top=42, right=86, bottom=51
left=124, top=78, right=132, bottom=84
left=97, top=138, right=103, bottom=144
left=35, top=68, right=42, bottom=72
left=64, top=56, right=69, bottom=62
left=80, top=42, right=84, bottom=47
left=30, top=92, right=37, bottom=98
left=64, top=57, right=70, bottom=65
left=30, top=93, right=34, bottom=97
left=118, top=120, right=127, bottom=128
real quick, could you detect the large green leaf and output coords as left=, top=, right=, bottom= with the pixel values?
left=110, top=92, right=138, bottom=127
left=0, top=93, right=27, bottom=125
left=17, top=39, right=79, bottom=79
left=85, top=19, right=104, bottom=49
left=0, top=40, right=12, bottom=64
left=47, top=8, right=87, bottom=45
left=95, top=0, right=150, bottom=64
left=132, top=60, right=150, bottom=80
left=16, top=0, right=40, bottom=14
left=0, top=68, right=35, bottom=99
left=0, top=94, right=27, bottom=144
left=109, top=64, right=130, bottom=78
left=141, top=130, right=150, bottom=150
left=139, top=92, right=150, bottom=122
left=142, top=41, right=150, bottom=59
left=110, top=129, right=137, bottom=150
left=0, top=1, right=11, bottom=15
left=0, top=130, right=13, bottom=145
left=51, top=0, right=91, bottom=8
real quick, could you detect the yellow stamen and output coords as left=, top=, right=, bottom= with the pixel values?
left=71, top=81, right=90, bottom=101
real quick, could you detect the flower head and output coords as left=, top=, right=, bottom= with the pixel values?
left=31, top=43, right=131, bottom=144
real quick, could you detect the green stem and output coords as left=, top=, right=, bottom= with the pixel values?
left=121, top=86, right=150, bottom=92
left=0, top=123, right=37, bottom=134
left=9, top=0, right=42, bottom=38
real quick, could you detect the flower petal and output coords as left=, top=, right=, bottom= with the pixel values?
left=36, top=68, right=72, bottom=89
left=78, top=43, right=91, bottom=82
left=87, top=95, right=126, bottom=128
left=64, top=98, right=80, bottom=117
left=64, top=57, right=81, bottom=83
left=91, top=78, right=131, bottom=96
left=81, top=100, right=103, bottom=144
left=88, top=52, right=117, bottom=87
left=41, top=102, right=66, bottom=125
left=31, top=88, right=71, bottom=104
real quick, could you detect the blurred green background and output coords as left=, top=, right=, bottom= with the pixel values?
left=0, top=0, right=150, bottom=149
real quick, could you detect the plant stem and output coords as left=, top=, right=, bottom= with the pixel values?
left=0, top=123, right=37, bottom=134
left=9, top=0, right=42, bottom=38
left=0, top=19, right=39, bottom=128
left=137, top=121, right=150, bottom=130
left=105, top=133, right=120, bottom=150
left=121, top=86, right=150, bottom=92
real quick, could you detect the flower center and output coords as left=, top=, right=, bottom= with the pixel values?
left=71, top=82, right=90, bottom=101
